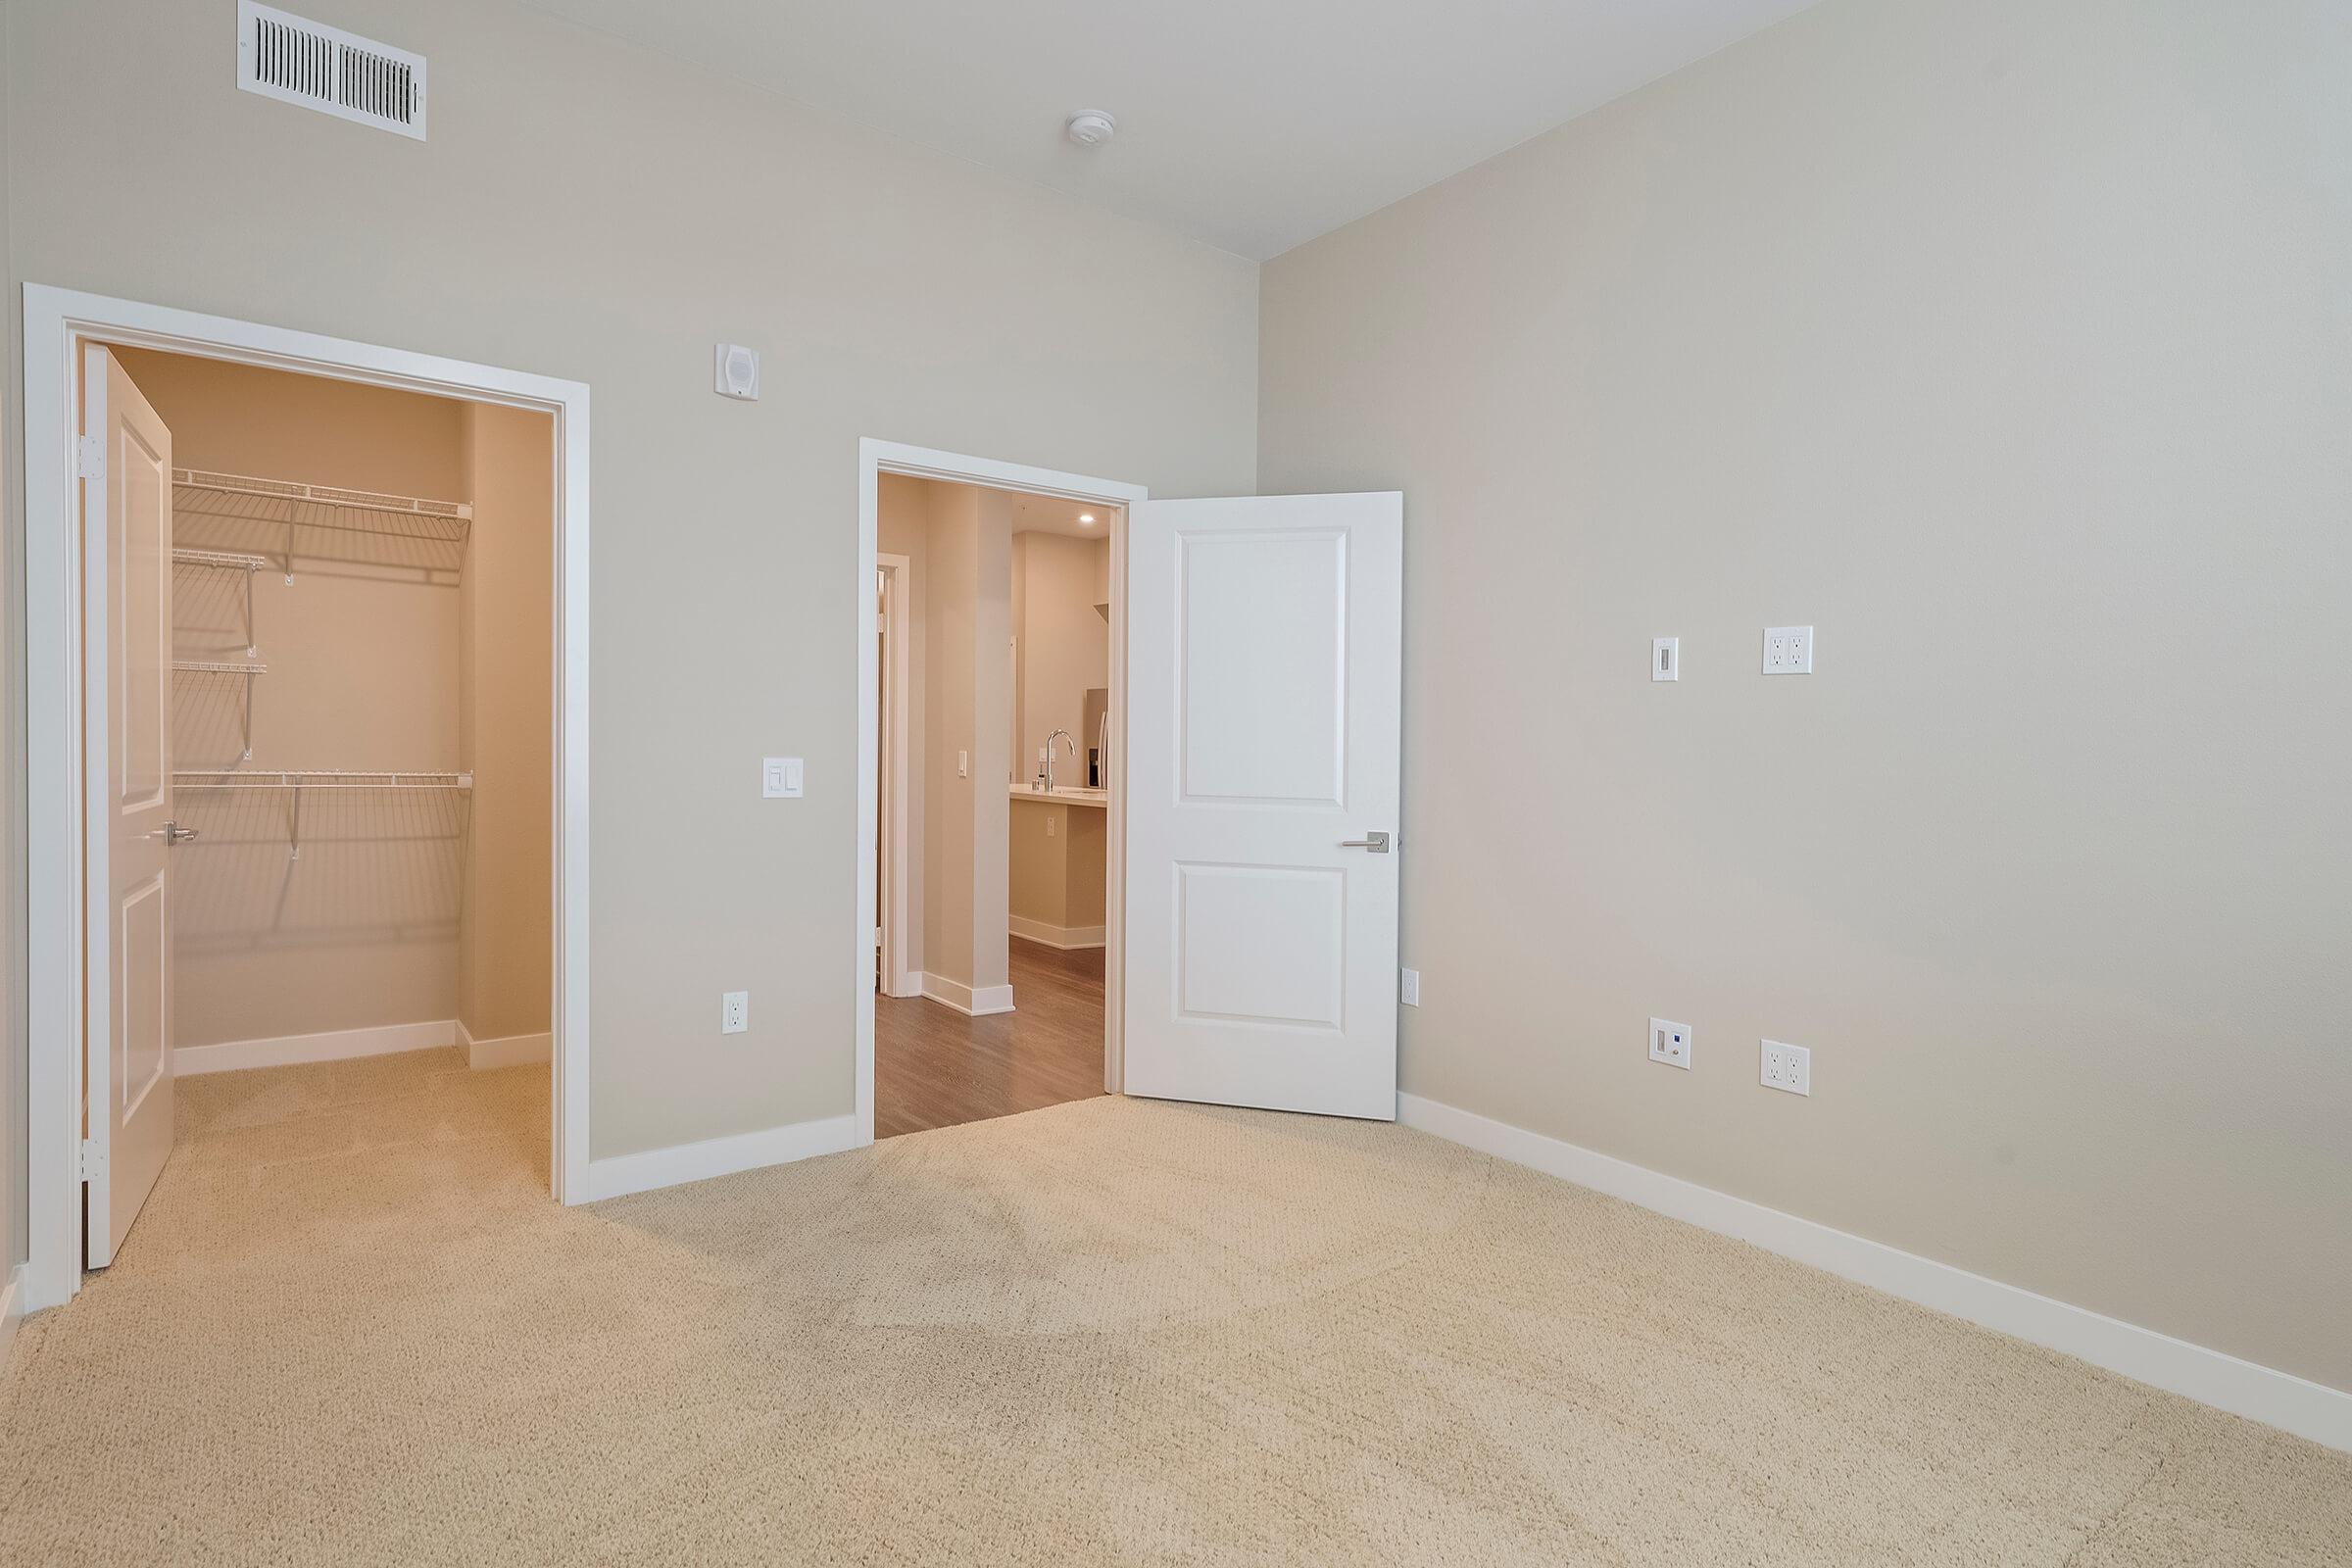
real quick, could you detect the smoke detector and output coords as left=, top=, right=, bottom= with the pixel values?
left=1064, top=110, right=1117, bottom=148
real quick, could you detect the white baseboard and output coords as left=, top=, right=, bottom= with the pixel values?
left=584, top=1113, right=862, bottom=1201
left=456, top=1020, right=552, bottom=1070
left=918, top=973, right=1016, bottom=1015
left=0, top=1262, right=25, bottom=1379
left=1008, top=915, right=1105, bottom=951
left=1397, top=1093, right=2352, bottom=1455
left=174, top=1018, right=458, bottom=1076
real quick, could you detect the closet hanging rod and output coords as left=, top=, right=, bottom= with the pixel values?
left=172, top=769, right=472, bottom=789
left=172, top=661, right=270, bottom=675
left=172, top=468, right=472, bottom=522
left=172, top=549, right=270, bottom=571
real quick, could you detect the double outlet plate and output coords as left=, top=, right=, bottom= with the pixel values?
left=1650, top=1017, right=1812, bottom=1096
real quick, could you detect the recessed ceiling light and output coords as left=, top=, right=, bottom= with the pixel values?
left=1078, top=513, right=1097, bottom=525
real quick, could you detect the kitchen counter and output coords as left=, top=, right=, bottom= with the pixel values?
left=1009, top=784, right=1107, bottom=808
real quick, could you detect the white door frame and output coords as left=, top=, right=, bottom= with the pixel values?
left=875, top=550, right=915, bottom=998
left=855, top=439, right=1147, bottom=1144
left=22, top=283, right=594, bottom=1310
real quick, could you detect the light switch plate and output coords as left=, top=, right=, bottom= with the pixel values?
left=1763, top=625, right=1814, bottom=674
left=1652, top=637, right=1679, bottom=681
left=761, top=757, right=803, bottom=798
left=1761, top=1039, right=1811, bottom=1095
left=721, top=991, right=749, bottom=1034
left=1649, top=1016, right=1691, bottom=1069
left=1400, top=967, right=1421, bottom=1006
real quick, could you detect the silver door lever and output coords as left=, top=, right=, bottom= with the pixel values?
left=1339, top=831, right=1391, bottom=853
left=165, top=821, right=200, bottom=846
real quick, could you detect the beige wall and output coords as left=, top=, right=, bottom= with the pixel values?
left=1, top=36, right=18, bottom=1280
left=2, top=0, right=1257, bottom=1180
left=914, top=482, right=1014, bottom=994
left=457, top=404, right=555, bottom=1044
left=1259, top=0, right=2352, bottom=1390
left=117, top=350, right=467, bottom=1048
left=877, top=475, right=931, bottom=979
left=1012, top=530, right=1108, bottom=786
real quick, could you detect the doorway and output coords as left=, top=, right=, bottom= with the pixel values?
left=855, top=442, right=1144, bottom=1144
left=21, top=285, right=592, bottom=1312
left=864, top=469, right=1127, bottom=1138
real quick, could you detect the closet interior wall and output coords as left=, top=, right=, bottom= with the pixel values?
left=120, top=350, right=549, bottom=1060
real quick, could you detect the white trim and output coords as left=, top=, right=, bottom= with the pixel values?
left=584, top=1114, right=860, bottom=1202
left=917, top=973, right=1016, bottom=1016
left=175, top=1019, right=457, bottom=1076
left=1008, top=915, right=1105, bottom=951
left=1398, top=1093, right=2352, bottom=1455
left=457, top=1021, right=554, bottom=1070
left=23, top=283, right=593, bottom=1313
left=876, top=551, right=917, bottom=997
left=857, top=440, right=1144, bottom=1147
left=0, top=1263, right=26, bottom=1377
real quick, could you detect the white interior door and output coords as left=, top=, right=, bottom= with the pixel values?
left=83, top=344, right=177, bottom=1267
left=1123, top=492, right=1402, bottom=1119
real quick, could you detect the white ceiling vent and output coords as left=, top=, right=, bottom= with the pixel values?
left=236, top=2, right=426, bottom=141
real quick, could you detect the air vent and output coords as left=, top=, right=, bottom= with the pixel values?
left=236, top=2, right=426, bottom=140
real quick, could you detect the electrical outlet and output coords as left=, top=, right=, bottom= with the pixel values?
left=1047, top=811, right=1056, bottom=838
left=1652, top=637, right=1679, bottom=681
left=1400, top=967, right=1420, bottom=1006
left=1761, top=1039, right=1811, bottom=1095
left=1763, top=625, right=1814, bottom=674
left=720, top=991, right=749, bottom=1034
left=1648, top=1016, right=1691, bottom=1069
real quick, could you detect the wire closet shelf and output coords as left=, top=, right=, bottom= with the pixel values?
left=172, top=770, right=475, bottom=861
left=171, top=466, right=472, bottom=583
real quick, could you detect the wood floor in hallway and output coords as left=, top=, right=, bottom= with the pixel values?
left=875, top=936, right=1105, bottom=1138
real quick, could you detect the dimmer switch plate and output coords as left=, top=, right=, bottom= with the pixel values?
left=1653, top=637, right=1679, bottom=681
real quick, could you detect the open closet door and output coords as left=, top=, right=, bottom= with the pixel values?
left=83, top=345, right=178, bottom=1267
left=1123, top=492, right=1402, bottom=1119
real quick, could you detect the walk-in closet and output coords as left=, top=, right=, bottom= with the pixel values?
left=102, top=347, right=554, bottom=1230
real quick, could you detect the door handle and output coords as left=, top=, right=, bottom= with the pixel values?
left=1339, top=831, right=1390, bottom=853
left=164, top=821, right=200, bottom=846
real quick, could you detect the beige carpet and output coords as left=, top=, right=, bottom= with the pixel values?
left=1, top=1050, right=2344, bottom=1565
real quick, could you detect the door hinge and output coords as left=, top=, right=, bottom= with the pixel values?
left=75, top=434, right=106, bottom=480
left=79, top=1139, right=95, bottom=1181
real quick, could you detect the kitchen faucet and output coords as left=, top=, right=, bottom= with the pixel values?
left=1043, top=729, right=1077, bottom=794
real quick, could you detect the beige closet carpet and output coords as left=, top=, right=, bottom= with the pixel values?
left=2, top=1049, right=2345, bottom=1566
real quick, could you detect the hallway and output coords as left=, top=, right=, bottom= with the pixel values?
left=875, top=938, right=1104, bottom=1138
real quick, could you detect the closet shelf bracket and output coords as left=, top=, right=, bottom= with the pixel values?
left=172, top=550, right=268, bottom=656
left=172, top=662, right=269, bottom=760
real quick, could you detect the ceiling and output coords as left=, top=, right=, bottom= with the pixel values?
left=1008, top=494, right=1111, bottom=540
left=521, top=0, right=1821, bottom=259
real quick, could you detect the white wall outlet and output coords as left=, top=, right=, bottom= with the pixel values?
left=714, top=343, right=760, bottom=400
left=1400, top=967, right=1421, bottom=1006
left=1763, top=625, right=1814, bottom=674
left=721, top=991, right=750, bottom=1034
left=1648, top=1017, right=1691, bottom=1069
left=1046, top=810, right=1057, bottom=837
left=761, top=757, right=804, bottom=799
left=1652, top=637, right=1679, bottom=681
left=1761, top=1039, right=1811, bottom=1095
